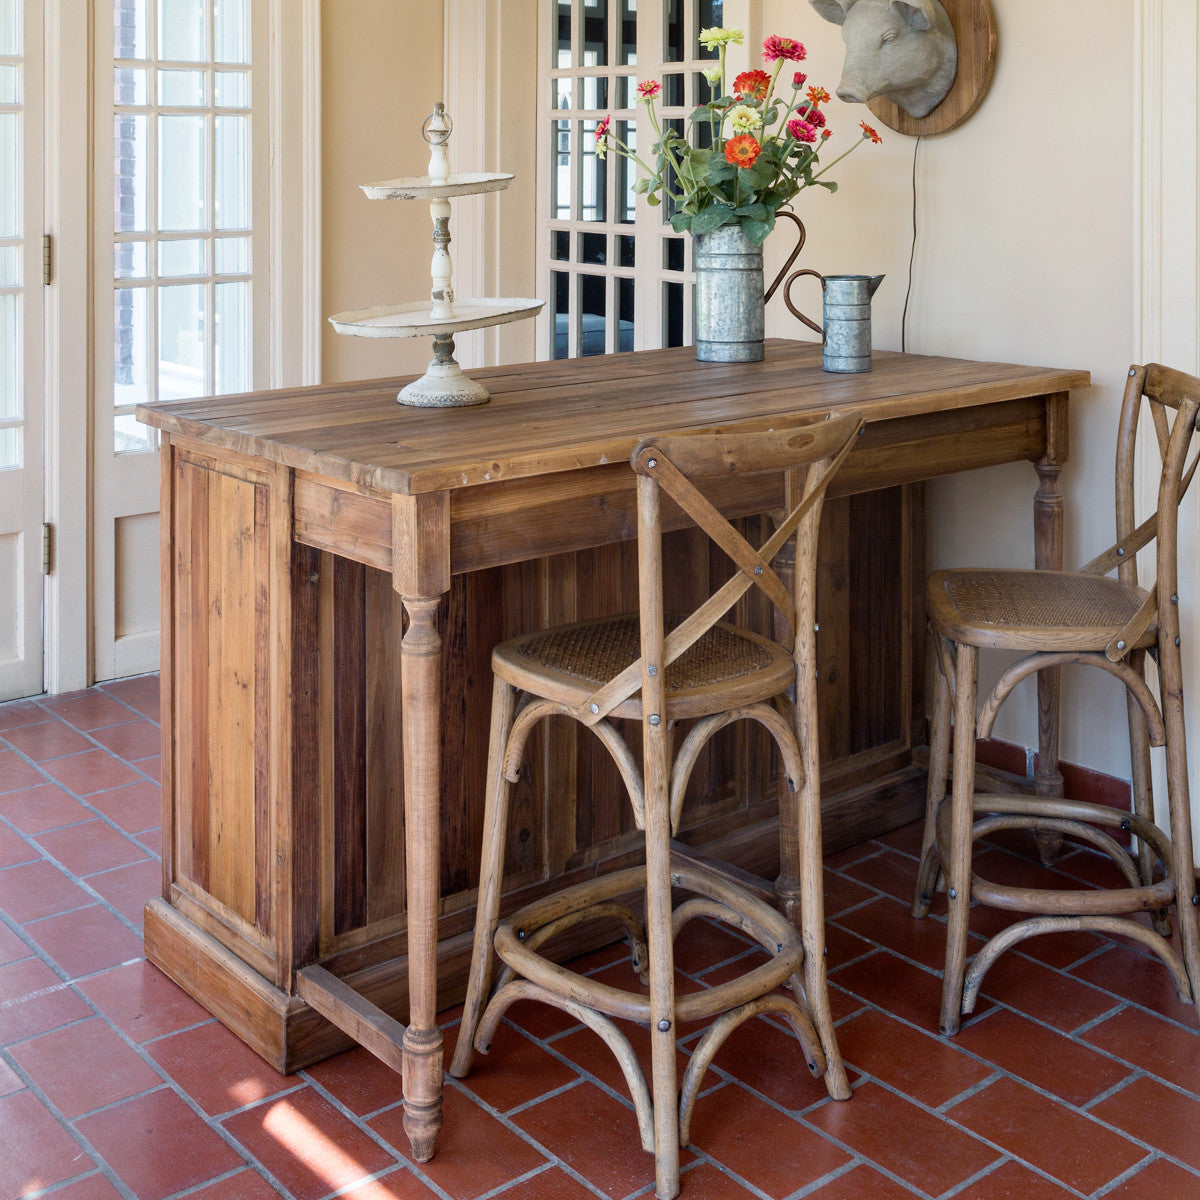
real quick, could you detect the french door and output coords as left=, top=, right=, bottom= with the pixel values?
left=0, top=0, right=44, bottom=701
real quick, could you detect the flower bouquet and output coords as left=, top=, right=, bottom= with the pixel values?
left=596, top=27, right=881, bottom=246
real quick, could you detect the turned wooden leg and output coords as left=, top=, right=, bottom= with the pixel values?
left=400, top=593, right=445, bottom=1162
left=941, top=642, right=978, bottom=1036
left=1033, top=450, right=1065, bottom=864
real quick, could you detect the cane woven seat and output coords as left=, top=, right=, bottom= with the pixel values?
left=928, top=568, right=1153, bottom=651
left=497, top=614, right=792, bottom=720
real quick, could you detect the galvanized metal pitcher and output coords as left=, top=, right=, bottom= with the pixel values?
left=694, top=226, right=765, bottom=363
left=788, top=271, right=884, bottom=373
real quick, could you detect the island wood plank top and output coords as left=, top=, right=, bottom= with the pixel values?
left=137, top=340, right=1090, bottom=496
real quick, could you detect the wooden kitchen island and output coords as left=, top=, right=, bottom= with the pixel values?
left=136, top=339, right=1087, bottom=1160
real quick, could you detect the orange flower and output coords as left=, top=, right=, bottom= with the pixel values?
left=859, top=120, right=883, bottom=143
left=724, top=134, right=762, bottom=167
left=732, top=69, right=771, bottom=100
left=806, top=85, right=831, bottom=106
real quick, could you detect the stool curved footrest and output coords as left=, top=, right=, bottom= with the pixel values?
left=962, top=913, right=1194, bottom=1014
left=474, top=976, right=657, bottom=1153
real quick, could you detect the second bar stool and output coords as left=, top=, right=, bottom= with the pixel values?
left=449, top=409, right=861, bottom=1200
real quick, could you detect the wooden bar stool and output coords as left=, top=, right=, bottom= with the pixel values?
left=912, top=363, right=1200, bottom=1035
left=448, top=409, right=861, bottom=1200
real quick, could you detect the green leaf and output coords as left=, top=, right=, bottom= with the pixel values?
left=742, top=217, right=773, bottom=245
left=816, top=180, right=838, bottom=193
left=733, top=202, right=769, bottom=221
left=632, top=178, right=651, bottom=194
left=670, top=212, right=693, bottom=233
left=690, top=204, right=736, bottom=235
left=647, top=193, right=661, bottom=206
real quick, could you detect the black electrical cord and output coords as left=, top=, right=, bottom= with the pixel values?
left=901, top=135, right=920, bottom=354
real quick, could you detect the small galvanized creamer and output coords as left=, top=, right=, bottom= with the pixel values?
left=789, top=271, right=884, bottom=373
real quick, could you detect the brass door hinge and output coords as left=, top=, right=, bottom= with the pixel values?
left=42, top=523, right=52, bottom=575
left=43, top=234, right=52, bottom=285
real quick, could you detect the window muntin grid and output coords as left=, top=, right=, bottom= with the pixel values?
left=546, top=0, right=724, bottom=359
left=111, top=0, right=253, bottom=453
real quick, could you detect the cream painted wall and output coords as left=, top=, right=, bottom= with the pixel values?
left=763, top=0, right=1137, bottom=779
left=321, top=0, right=446, bottom=383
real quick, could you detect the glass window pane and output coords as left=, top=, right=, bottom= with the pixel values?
left=214, top=235, right=249, bottom=273
left=619, top=0, right=636, bottom=66
left=214, top=0, right=249, bottom=63
left=159, top=237, right=204, bottom=275
left=555, top=1, right=571, bottom=65
left=0, top=292, right=18, bottom=421
left=0, top=113, right=18, bottom=240
left=580, top=273, right=606, bottom=356
left=582, top=0, right=607, bottom=67
left=114, top=0, right=147, bottom=59
left=115, top=412, right=154, bottom=453
left=0, top=425, right=17, bottom=470
left=0, top=0, right=19, bottom=57
left=159, top=113, right=206, bottom=230
left=618, top=276, right=634, bottom=351
left=664, top=237, right=684, bottom=272
left=214, top=280, right=249, bottom=393
left=114, top=66, right=148, bottom=105
left=159, top=68, right=205, bottom=106
left=214, top=69, right=249, bottom=108
left=579, top=231, right=606, bottom=265
left=0, top=64, right=20, bottom=105
left=553, top=117, right=570, bottom=219
left=664, top=73, right=684, bottom=108
left=551, top=230, right=569, bottom=262
left=665, top=0, right=684, bottom=62
left=0, top=242, right=18, bottom=285
left=214, top=113, right=249, bottom=229
left=159, top=0, right=205, bottom=61
left=664, top=280, right=683, bottom=347
left=579, top=120, right=606, bottom=222
left=114, top=286, right=149, bottom=407
left=615, top=76, right=636, bottom=109
left=158, top=282, right=206, bottom=400
left=114, top=240, right=149, bottom=279
left=114, top=112, right=149, bottom=233
left=615, top=119, right=635, bottom=223
left=581, top=76, right=607, bottom=110
left=617, top=234, right=635, bottom=267
left=552, top=270, right=569, bottom=359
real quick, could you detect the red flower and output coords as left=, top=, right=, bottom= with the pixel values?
left=806, top=85, right=831, bottom=106
left=821, top=128, right=833, bottom=139
left=859, top=120, right=883, bottom=143
left=804, top=105, right=827, bottom=128
left=724, top=134, right=762, bottom=167
left=637, top=79, right=662, bottom=99
left=792, top=71, right=808, bottom=89
left=787, top=118, right=817, bottom=143
left=762, top=35, right=806, bottom=63
left=594, top=114, right=611, bottom=141
left=732, top=69, right=772, bottom=100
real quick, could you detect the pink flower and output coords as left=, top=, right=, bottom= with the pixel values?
left=804, top=105, right=827, bottom=128
left=637, top=79, right=662, bottom=100
left=762, top=35, right=806, bottom=63
left=792, top=71, right=808, bottom=89
left=787, top=118, right=817, bottom=143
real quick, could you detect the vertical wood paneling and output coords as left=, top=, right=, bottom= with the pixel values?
left=333, top=558, right=368, bottom=935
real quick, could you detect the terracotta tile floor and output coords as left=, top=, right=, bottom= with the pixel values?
left=1, top=677, right=1199, bottom=1199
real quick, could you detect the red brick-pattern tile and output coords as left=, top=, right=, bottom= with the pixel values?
left=24, top=903, right=145, bottom=977
left=956, top=1158, right=1084, bottom=1199
left=39, top=748, right=142, bottom=796
left=948, top=1076, right=1148, bottom=1194
left=0, top=748, right=47, bottom=792
left=225, top=1086, right=400, bottom=1200
left=1090, top=1076, right=1200, bottom=1173
left=42, top=689, right=144, bottom=730
left=88, top=719, right=164, bottom=762
left=86, top=779, right=162, bottom=835
left=0, top=1089, right=96, bottom=1197
left=7, top=1017, right=161, bottom=1118
left=0, top=957, right=94, bottom=1044
left=34, top=817, right=149, bottom=877
left=1082, top=1006, right=1200, bottom=1097
left=147, top=1020, right=297, bottom=1116
left=86, top=857, right=161, bottom=927
left=100, top=674, right=161, bottom=721
left=77, top=1087, right=246, bottom=1200
left=301, top=1044, right=404, bottom=1118
left=1103, top=1158, right=1200, bottom=1198
left=0, top=780, right=92, bottom=834
left=76, top=960, right=211, bottom=1042
left=2, top=718, right=95, bottom=761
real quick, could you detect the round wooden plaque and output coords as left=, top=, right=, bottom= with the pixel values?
left=865, top=0, right=997, bottom=137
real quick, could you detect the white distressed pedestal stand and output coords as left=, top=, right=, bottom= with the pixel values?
left=329, top=103, right=543, bottom=407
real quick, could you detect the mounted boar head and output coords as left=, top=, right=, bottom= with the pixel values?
left=810, top=0, right=958, bottom=119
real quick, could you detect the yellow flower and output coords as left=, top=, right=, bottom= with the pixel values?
left=727, top=104, right=763, bottom=135
left=699, top=26, right=744, bottom=49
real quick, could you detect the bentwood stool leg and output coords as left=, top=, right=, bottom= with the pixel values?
left=913, top=656, right=953, bottom=919
left=940, top=642, right=978, bottom=1036
left=449, top=676, right=519, bottom=1080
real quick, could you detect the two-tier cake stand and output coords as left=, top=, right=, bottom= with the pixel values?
left=329, top=103, right=543, bottom=407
